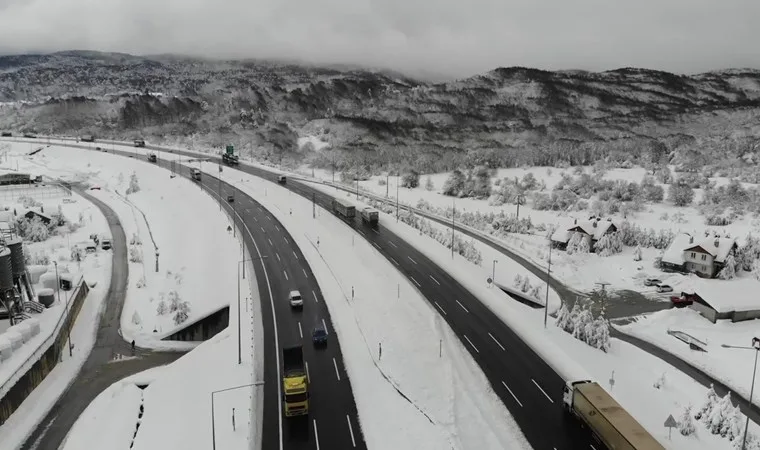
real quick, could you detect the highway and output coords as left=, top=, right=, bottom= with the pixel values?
left=74, top=145, right=368, bottom=450
left=29, top=139, right=597, bottom=448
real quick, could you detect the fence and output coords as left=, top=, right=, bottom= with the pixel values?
left=0, top=279, right=90, bottom=425
left=0, top=183, right=72, bottom=203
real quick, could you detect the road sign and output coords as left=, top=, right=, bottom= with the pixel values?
left=487, top=277, right=493, bottom=285
left=664, top=414, right=677, bottom=439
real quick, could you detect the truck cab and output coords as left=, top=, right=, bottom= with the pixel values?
left=191, top=169, right=202, bottom=181
left=277, top=175, right=286, bottom=184
left=360, top=207, right=379, bottom=225
left=147, top=152, right=157, bottom=162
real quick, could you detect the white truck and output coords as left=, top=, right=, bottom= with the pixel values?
left=360, top=207, right=379, bottom=225
left=563, top=380, right=664, bottom=450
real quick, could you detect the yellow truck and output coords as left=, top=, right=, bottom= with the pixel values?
left=564, top=380, right=665, bottom=450
left=283, top=345, right=309, bottom=417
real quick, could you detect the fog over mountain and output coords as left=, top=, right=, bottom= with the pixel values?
left=0, top=0, right=759, bottom=79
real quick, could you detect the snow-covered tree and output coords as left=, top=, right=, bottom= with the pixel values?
left=633, top=245, right=643, bottom=261
left=593, top=317, right=611, bottom=352
left=721, top=405, right=744, bottom=440
left=126, top=171, right=141, bottom=194
left=131, top=311, right=142, bottom=325
left=156, top=300, right=168, bottom=315
left=530, top=284, right=544, bottom=302
left=669, top=179, right=695, bottom=206
left=706, top=392, right=734, bottom=434
left=424, top=176, right=435, bottom=191
left=555, top=304, right=571, bottom=329
left=653, top=373, right=666, bottom=389
left=400, top=170, right=420, bottom=188
left=718, top=254, right=737, bottom=280
left=513, top=273, right=523, bottom=288
left=694, top=384, right=719, bottom=421
left=442, top=170, right=466, bottom=196
left=577, top=236, right=590, bottom=254
left=566, top=232, right=586, bottom=255
left=752, top=259, right=760, bottom=281
left=168, top=290, right=181, bottom=312
left=679, top=405, right=696, bottom=436
left=520, top=276, right=532, bottom=293
left=129, top=245, right=143, bottom=263
left=573, top=306, right=593, bottom=342
left=173, top=301, right=191, bottom=325
left=595, top=231, right=623, bottom=257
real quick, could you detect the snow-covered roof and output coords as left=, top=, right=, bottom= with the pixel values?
left=550, top=219, right=576, bottom=243
left=661, top=233, right=693, bottom=266
left=23, top=209, right=51, bottom=220
left=678, top=276, right=760, bottom=313
left=567, top=218, right=616, bottom=240
left=683, top=235, right=736, bottom=263
left=0, top=211, right=13, bottom=223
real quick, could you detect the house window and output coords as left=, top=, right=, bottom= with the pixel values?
left=701, top=254, right=706, bottom=261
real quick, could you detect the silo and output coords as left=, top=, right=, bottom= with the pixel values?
left=37, top=288, right=55, bottom=307
left=24, top=317, right=40, bottom=337
left=0, top=336, right=12, bottom=361
left=5, top=330, right=22, bottom=350
left=0, top=248, right=13, bottom=292
left=6, top=238, right=25, bottom=276
left=39, top=273, right=59, bottom=292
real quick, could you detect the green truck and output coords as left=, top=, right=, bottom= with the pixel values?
left=222, top=145, right=239, bottom=166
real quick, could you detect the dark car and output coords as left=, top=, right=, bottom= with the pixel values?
left=227, top=194, right=234, bottom=202
left=95, top=146, right=102, bottom=151
left=670, top=295, right=693, bottom=307
left=1, top=132, right=11, bottom=137
left=312, top=325, right=327, bottom=346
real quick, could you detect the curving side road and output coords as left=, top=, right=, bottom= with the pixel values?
left=20, top=188, right=183, bottom=450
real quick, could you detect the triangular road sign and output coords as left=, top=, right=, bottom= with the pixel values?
left=664, top=414, right=678, bottom=428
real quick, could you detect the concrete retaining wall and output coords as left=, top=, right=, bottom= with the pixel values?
left=0, top=281, right=90, bottom=425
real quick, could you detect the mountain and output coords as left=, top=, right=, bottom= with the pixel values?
left=1, top=51, right=759, bottom=174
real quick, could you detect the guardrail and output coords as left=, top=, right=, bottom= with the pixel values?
left=0, top=277, right=89, bottom=425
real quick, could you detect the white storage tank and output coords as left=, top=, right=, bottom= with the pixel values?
left=5, top=330, right=23, bottom=350
left=24, top=318, right=41, bottom=337
left=28, top=265, right=48, bottom=284
left=14, top=321, right=34, bottom=342
left=39, top=272, right=59, bottom=292
left=0, top=336, right=12, bottom=361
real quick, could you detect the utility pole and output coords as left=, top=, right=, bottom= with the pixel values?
left=492, top=260, right=498, bottom=286
left=312, top=193, right=316, bottom=219
left=721, top=337, right=760, bottom=450
left=396, top=175, right=400, bottom=222
left=386, top=173, right=389, bottom=198
left=218, top=165, right=222, bottom=211
left=544, top=243, right=552, bottom=328
left=356, top=177, right=359, bottom=200
left=451, top=198, right=455, bottom=259
left=595, top=282, right=611, bottom=317
left=516, top=194, right=526, bottom=220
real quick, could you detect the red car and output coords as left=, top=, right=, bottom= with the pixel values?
left=670, top=295, right=693, bottom=307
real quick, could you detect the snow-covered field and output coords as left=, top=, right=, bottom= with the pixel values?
left=24, top=145, right=242, bottom=349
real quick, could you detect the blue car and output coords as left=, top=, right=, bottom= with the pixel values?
left=312, top=325, right=327, bottom=346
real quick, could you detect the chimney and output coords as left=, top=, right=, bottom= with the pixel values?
left=714, top=239, right=720, bottom=248
left=689, top=236, right=694, bottom=244
left=593, top=221, right=598, bottom=228
left=574, top=218, right=577, bottom=224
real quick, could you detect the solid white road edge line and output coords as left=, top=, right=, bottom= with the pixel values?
left=488, top=332, right=505, bottom=351
left=390, top=257, right=399, bottom=266
left=373, top=242, right=381, bottom=250
left=532, top=379, right=554, bottom=403
left=464, top=334, right=479, bottom=353
left=501, top=381, right=523, bottom=407
left=333, top=358, right=341, bottom=381
left=455, top=299, right=469, bottom=313
left=347, top=415, right=357, bottom=447
left=322, top=318, right=328, bottom=334
left=313, top=290, right=319, bottom=303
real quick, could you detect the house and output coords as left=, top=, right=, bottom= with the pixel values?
left=23, top=210, right=51, bottom=225
left=680, top=277, right=760, bottom=323
left=661, top=233, right=736, bottom=278
left=551, top=217, right=617, bottom=251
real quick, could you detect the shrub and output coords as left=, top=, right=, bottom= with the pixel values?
left=401, top=170, right=420, bottom=188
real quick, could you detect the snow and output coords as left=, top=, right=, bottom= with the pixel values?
left=663, top=233, right=694, bottom=266
left=297, top=135, right=330, bottom=152
left=676, top=275, right=760, bottom=313
left=24, top=145, right=242, bottom=350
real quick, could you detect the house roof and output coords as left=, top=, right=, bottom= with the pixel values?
left=684, top=236, right=736, bottom=263
left=678, top=276, right=760, bottom=313
left=661, top=233, right=694, bottom=266
left=567, top=219, right=616, bottom=240
left=23, top=209, right=51, bottom=221
left=551, top=219, right=576, bottom=243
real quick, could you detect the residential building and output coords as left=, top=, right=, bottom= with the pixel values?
left=680, top=277, right=760, bottom=323
left=661, top=233, right=736, bottom=278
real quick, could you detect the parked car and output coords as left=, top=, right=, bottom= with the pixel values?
left=670, top=295, right=693, bottom=307
left=656, top=284, right=674, bottom=293
left=1, top=132, right=11, bottom=137
left=101, top=238, right=112, bottom=250
left=289, top=290, right=303, bottom=308
left=644, top=278, right=662, bottom=287
left=227, top=194, right=234, bottom=202
left=95, top=146, right=102, bottom=151
left=312, top=325, right=328, bottom=346
left=90, top=185, right=102, bottom=190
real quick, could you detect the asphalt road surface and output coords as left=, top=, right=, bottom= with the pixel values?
left=21, top=188, right=183, bottom=450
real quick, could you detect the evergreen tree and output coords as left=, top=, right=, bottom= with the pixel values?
left=442, top=170, right=466, bottom=196
left=126, top=171, right=141, bottom=195
left=633, top=245, right=643, bottom=261
left=719, top=254, right=737, bottom=280
left=694, top=384, right=718, bottom=421
left=679, top=405, right=696, bottom=436
left=555, top=304, right=571, bottom=329
left=752, top=259, right=760, bottom=281
left=131, top=311, right=142, bottom=325
left=424, top=176, right=435, bottom=191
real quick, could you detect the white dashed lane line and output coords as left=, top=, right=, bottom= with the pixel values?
left=488, top=332, right=505, bottom=351
left=532, top=379, right=554, bottom=403
left=464, top=335, right=479, bottom=353
left=455, top=300, right=469, bottom=313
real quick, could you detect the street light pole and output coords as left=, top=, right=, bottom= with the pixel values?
left=211, top=382, right=265, bottom=450
left=544, top=243, right=552, bottom=328
left=451, top=198, right=455, bottom=259
left=396, top=175, right=399, bottom=222
left=723, top=337, right=760, bottom=450
left=53, top=261, right=72, bottom=356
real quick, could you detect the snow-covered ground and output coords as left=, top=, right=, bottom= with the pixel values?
left=0, top=186, right=112, bottom=449
left=23, top=145, right=242, bottom=349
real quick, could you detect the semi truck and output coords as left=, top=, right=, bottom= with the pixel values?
left=333, top=198, right=356, bottom=219
left=563, top=380, right=664, bottom=450
left=360, top=207, right=379, bottom=225
left=134, top=139, right=146, bottom=147
left=147, top=152, right=157, bottom=162
left=282, top=345, right=309, bottom=417
left=191, top=168, right=202, bottom=181
left=222, top=145, right=239, bottom=166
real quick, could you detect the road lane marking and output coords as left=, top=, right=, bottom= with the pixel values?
left=410, top=277, right=421, bottom=287
left=283, top=271, right=289, bottom=281
left=298, top=322, right=303, bottom=339
left=456, top=300, right=469, bottom=313
left=313, top=420, right=320, bottom=450
left=313, top=290, right=319, bottom=303
left=284, top=237, right=288, bottom=244
left=358, top=230, right=365, bottom=236
left=268, top=238, right=273, bottom=246
left=390, top=257, right=399, bottom=266
left=388, top=241, right=397, bottom=248
left=371, top=228, right=379, bottom=234
left=260, top=226, right=265, bottom=232
left=532, top=379, right=554, bottom=403
left=429, top=275, right=440, bottom=285
left=322, top=319, right=328, bottom=334
left=407, top=256, right=417, bottom=265
left=276, top=253, right=281, bottom=262
left=275, top=225, right=279, bottom=231
left=373, top=242, right=381, bottom=250
left=464, top=335, right=479, bottom=353
left=267, top=216, right=272, bottom=220
left=253, top=216, right=257, bottom=222
left=305, top=361, right=310, bottom=383
left=303, top=268, right=308, bottom=278
left=346, top=415, right=357, bottom=447
left=489, top=332, right=505, bottom=351
left=590, top=446, right=596, bottom=450
left=501, top=381, right=523, bottom=407
left=292, top=251, right=298, bottom=260
left=434, top=301, right=447, bottom=315
left=333, top=358, right=341, bottom=381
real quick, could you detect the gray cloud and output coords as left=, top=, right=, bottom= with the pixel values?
left=0, top=0, right=758, bottom=79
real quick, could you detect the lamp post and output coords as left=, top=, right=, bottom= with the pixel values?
left=211, top=382, right=265, bottom=450
left=451, top=198, right=455, bottom=259
left=543, top=243, right=552, bottom=328
left=721, top=337, right=760, bottom=450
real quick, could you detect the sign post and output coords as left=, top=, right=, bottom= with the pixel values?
left=664, top=414, right=677, bottom=439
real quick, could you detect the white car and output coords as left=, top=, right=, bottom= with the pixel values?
left=289, top=290, right=303, bottom=308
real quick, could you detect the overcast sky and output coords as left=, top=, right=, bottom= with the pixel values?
left=0, top=0, right=758, bottom=79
